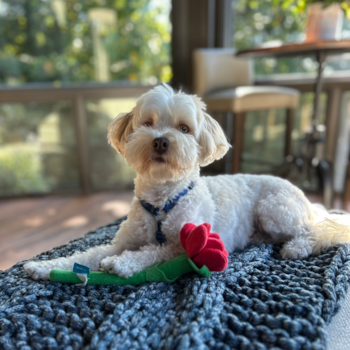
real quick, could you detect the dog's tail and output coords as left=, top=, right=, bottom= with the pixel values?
left=310, top=203, right=350, bottom=254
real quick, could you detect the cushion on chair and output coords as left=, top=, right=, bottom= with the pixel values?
left=193, top=49, right=253, bottom=97
left=203, top=86, right=300, bottom=113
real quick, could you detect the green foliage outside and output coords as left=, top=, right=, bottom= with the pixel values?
left=233, top=0, right=331, bottom=180
left=1, top=0, right=347, bottom=196
left=234, top=0, right=306, bottom=50
left=280, top=0, right=350, bottom=18
left=0, top=147, right=50, bottom=196
left=0, top=0, right=171, bottom=85
left=234, top=0, right=350, bottom=75
left=86, top=98, right=137, bottom=190
left=0, top=101, right=80, bottom=196
left=0, top=0, right=170, bottom=196
left=234, top=0, right=310, bottom=75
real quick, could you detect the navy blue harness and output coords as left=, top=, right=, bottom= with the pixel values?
left=139, top=182, right=194, bottom=245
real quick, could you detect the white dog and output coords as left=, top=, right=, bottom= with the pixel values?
left=24, top=84, right=350, bottom=280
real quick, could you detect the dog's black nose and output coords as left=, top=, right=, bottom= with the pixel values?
left=153, top=137, right=169, bottom=154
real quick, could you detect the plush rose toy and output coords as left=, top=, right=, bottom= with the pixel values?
left=49, top=223, right=229, bottom=286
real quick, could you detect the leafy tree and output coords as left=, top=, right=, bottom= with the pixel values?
left=234, top=0, right=350, bottom=75
left=233, top=0, right=308, bottom=75
left=0, top=0, right=171, bottom=196
left=0, top=0, right=171, bottom=85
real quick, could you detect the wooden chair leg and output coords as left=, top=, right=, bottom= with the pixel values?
left=232, top=112, right=245, bottom=174
left=285, top=108, right=294, bottom=159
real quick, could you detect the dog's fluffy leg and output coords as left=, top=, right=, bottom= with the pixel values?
left=280, top=204, right=350, bottom=259
left=280, top=236, right=314, bottom=259
left=23, top=244, right=121, bottom=280
left=99, top=243, right=185, bottom=278
left=24, top=221, right=145, bottom=280
left=310, top=204, right=350, bottom=254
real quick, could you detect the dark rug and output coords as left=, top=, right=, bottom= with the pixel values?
left=1, top=217, right=350, bottom=350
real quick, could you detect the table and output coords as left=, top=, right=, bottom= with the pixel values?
left=237, top=40, right=350, bottom=128
left=236, top=40, right=350, bottom=208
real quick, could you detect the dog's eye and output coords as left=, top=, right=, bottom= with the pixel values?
left=179, top=125, right=189, bottom=133
left=144, top=122, right=152, bottom=127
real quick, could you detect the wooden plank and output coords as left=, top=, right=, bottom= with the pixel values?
left=1, top=192, right=132, bottom=247
left=0, top=192, right=133, bottom=271
left=0, top=196, right=65, bottom=224
left=1, top=191, right=347, bottom=272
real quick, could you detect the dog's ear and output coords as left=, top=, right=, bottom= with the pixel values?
left=198, top=111, right=231, bottom=167
left=108, top=111, right=134, bottom=156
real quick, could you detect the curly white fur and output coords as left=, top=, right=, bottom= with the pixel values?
left=24, top=83, right=350, bottom=280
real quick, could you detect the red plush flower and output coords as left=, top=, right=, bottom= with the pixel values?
left=180, top=223, right=229, bottom=272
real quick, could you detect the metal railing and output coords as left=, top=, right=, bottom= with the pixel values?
left=0, top=83, right=153, bottom=194
left=1, top=75, right=349, bottom=202
left=256, top=71, right=350, bottom=205
left=255, top=71, right=350, bottom=165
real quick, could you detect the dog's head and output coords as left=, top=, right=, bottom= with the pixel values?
left=108, top=83, right=231, bottom=182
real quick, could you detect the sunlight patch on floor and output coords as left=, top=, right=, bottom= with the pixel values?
left=24, top=217, right=44, bottom=227
left=63, top=215, right=89, bottom=228
left=102, top=200, right=131, bottom=217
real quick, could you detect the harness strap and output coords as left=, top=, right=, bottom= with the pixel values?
left=140, top=182, right=194, bottom=245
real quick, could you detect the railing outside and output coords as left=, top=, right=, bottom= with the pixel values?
left=0, top=75, right=349, bottom=200
left=0, top=83, right=153, bottom=196
left=256, top=72, right=350, bottom=204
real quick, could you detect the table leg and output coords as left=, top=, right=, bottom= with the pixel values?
left=232, top=112, right=245, bottom=174
left=317, top=160, right=333, bottom=210
left=284, top=108, right=294, bottom=158
left=312, top=51, right=325, bottom=129
left=310, top=50, right=334, bottom=208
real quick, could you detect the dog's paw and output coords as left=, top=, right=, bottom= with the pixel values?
left=23, top=261, right=51, bottom=280
left=280, top=242, right=312, bottom=260
left=99, top=256, right=136, bottom=278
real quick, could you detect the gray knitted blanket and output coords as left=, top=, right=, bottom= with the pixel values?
left=1, top=217, right=350, bottom=350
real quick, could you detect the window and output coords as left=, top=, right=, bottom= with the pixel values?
left=233, top=0, right=345, bottom=191
left=241, top=93, right=327, bottom=179
left=0, top=101, right=79, bottom=196
left=86, top=98, right=137, bottom=190
left=0, top=0, right=170, bottom=197
left=234, top=0, right=350, bottom=76
left=0, top=0, right=171, bottom=86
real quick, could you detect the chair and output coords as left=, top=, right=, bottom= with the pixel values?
left=193, top=48, right=300, bottom=174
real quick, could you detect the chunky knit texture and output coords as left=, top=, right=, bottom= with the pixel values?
left=1, top=217, right=350, bottom=350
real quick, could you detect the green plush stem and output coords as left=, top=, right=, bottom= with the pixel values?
left=49, top=253, right=210, bottom=285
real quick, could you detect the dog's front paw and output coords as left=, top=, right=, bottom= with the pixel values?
left=23, top=261, right=51, bottom=280
left=99, top=256, right=136, bottom=278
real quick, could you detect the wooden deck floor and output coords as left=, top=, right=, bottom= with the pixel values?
left=0, top=191, right=133, bottom=271
left=0, top=191, right=347, bottom=271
